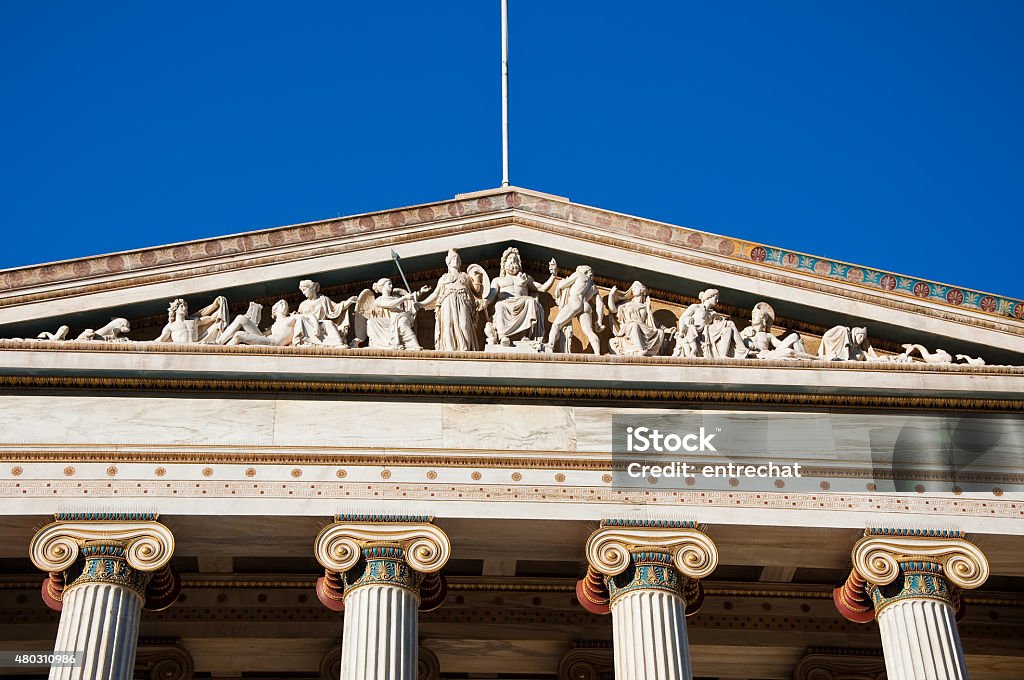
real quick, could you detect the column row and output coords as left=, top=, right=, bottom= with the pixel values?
left=28, top=515, right=990, bottom=680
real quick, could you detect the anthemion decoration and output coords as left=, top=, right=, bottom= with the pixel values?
left=0, top=186, right=1022, bottom=679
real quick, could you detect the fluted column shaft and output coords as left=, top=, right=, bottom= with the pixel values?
left=877, top=598, right=967, bottom=680
left=340, top=583, right=418, bottom=680
left=611, top=588, right=691, bottom=680
left=833, top=529, right=989, bottom=680
left=578, top=521, right=718, bottom=680
left=50, top=581, right=143, bottom=680
left=29, top=515, right=177, bottom=680
left=313, top=517, right=451, bottom=680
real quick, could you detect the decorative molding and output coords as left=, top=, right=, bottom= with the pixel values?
left=2, top=338, right=1022, bottom=373
left=1, top=373, right=1022, bottom=412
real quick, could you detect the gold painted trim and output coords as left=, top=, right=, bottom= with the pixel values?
left=0, top=374, right=1022, bottom=412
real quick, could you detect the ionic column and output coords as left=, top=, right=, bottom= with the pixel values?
left=576, top=520, right=718, bottom=680
left=29, top=513, right=179, bottom=680
left=314, top=515, right=450, bottom=680
left=834, top=528, right=989, bottom=680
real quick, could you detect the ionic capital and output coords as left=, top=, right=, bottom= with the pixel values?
left=584, top=519, right=718, bottom=580
left=835, top=528, right=988, bottom=622
left=314, top=515, right=450, bottom=574
left=578, top=520, right=717, bottom=614
left=30, top=513, right=175, bottom=574
left=850, top=529, right=989, bottom=590
left=28, top=513, right=179, bottom=610
left=314, top=515, right=451, bottom=611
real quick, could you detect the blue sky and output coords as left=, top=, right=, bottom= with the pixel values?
left=2, top=1, right=1021, bottom=298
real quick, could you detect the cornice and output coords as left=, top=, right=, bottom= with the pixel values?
left=1, top=208, right=1021, bottom=338
left=4, top=337, right=1024, bottom=374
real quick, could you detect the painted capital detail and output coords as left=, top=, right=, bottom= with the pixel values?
left=314, top=515, right=451, bottom=612
left=28, top=513, right=180, bottom=611
left=576, top=519, right=718, bottom=615
left=834, top=528, right=989, bottom=622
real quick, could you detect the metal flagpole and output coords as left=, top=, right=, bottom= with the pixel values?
left=501, top=0, right=510, bottom=187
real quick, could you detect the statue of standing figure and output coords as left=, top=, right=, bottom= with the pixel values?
left=155, top=296, right=230, bottom=344
left=419, top=248, right=489, bottom=352
left=607, top=281, right=668, bottom=356
left=674, top=289, right=748, bottom=359
left=546, top=264, right=606, bottom=355
left=483, top=248, right=557, bottom=347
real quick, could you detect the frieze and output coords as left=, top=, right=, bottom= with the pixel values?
left=4, top=243, right=1011, bottom=365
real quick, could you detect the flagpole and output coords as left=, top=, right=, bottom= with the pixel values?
left=501, top=0, right=510, bottom=187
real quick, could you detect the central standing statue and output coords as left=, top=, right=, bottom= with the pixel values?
left=420, top=248, right=488, bottom=351
left=483, top=248, right=557, bottom=347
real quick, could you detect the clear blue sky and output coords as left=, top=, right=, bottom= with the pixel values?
left=2, top=1, right=1021, bottom=298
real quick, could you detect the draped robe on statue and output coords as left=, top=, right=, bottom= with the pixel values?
left=434, top=272, right=479, bottom=352
left=493, top=273, right=545, bottom=341
left=293, top=295, right=348, bottom=345
left=608, top=299, right=666, bottom=356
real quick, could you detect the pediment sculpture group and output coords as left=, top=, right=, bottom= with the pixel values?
left=19, top=247, right=984, bottom=365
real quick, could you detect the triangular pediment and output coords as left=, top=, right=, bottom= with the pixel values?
left=0, top=186, right=1021, bottom=365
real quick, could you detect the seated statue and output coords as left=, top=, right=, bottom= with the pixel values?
left=292, top=279, right=357, bottom=347
left=674, top=289, right=748, bottom=359
left=817, top=325, right=881, bottom=361
left=155, top=296, right=229, bottom=344
left=355, top=278, right=431, bottom=350
left=484, top=248, right=556, bottom=346
left=607, top=281, right=668, bottom=356
left=546, top=264, right=606, bottom=355
left=740, top=302, right=815, bottom=360
left=219, top=300, right=298, bottom=346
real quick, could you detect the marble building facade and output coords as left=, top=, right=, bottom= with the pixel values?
left=0, top=187, right=1022, bottom=679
